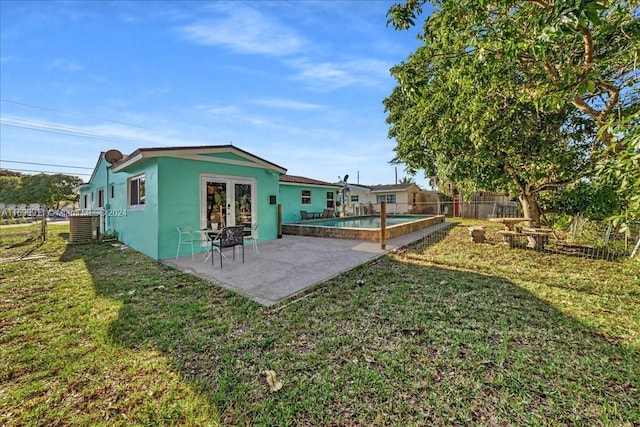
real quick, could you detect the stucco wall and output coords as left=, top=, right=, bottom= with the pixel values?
left=155, top=156, right=280, bottom=260
left=79, top=151, right=281, bottom=260
left=279, top=183, right=339, bottom=224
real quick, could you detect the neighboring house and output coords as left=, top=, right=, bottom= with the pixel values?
left=339, top=183, right=376, bottom=215
left=338, top=182, right=435, bottom=215
left=279, top=175, right=341, bottom=223
left=369, top=183, right=423, bottom=214
left=77, top=145, right=286, bottom=260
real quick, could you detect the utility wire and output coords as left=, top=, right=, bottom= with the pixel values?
left=2, top=167, right=91, bottom=176
left=0, top=98, right=148, bottom=129
left=0, top=117, right=143, bottom=145
left=1, top=160, right=93, bottom=170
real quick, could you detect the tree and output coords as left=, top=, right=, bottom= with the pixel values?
left=12, top=173, right=82, bottom=240
left=596, top=110, right=640, bottom=230
left=0, top=170, right=23, bottom=203
left=399, top=176, right=416, bottom=184
left=538, top=179, right=620, bottom=220
left=385, top=0, right=639, bottom=225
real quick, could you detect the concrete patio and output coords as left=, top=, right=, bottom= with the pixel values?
left=162, top=221, right=451, bottom=306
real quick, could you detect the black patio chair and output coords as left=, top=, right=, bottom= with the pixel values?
left=211, top=225, right=245, bottom=268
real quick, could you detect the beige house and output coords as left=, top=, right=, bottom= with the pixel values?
left=338, top=182, right=436, bottom=215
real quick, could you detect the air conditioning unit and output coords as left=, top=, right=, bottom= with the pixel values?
left=69, top=215, right=100, bottom=243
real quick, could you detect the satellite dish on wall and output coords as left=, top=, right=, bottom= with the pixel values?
left=104, top=149, right=124, bottom=165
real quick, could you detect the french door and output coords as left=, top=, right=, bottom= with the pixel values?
left=200, top=175, right=256, bottom=231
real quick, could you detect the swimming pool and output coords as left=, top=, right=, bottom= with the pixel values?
left=282, top=215, right=445, bottom=242
left=307, top=215, right=424, bottom=228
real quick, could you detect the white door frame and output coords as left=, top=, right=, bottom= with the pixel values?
left=200, top=174, right=257, bottom=231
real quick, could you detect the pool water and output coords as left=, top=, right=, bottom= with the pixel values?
left=282, top=214, right=444, bottom=242
left=307, top=215, right=428, bottom=228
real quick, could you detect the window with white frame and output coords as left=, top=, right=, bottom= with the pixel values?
left=350, top=195, right=359, bottom=203
left=301, top=190, right=311, bottom=205
left=376, top=194, right=396, bottom=204
left=109, top=184, right=114, bottom=199
left=129, top=175, right=146, bottom=207
left=326, top=191, right=335, bottom=208
left=82, top=194, right=88, bottom=209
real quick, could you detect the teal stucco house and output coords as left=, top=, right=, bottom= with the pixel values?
left=77, top=145, right=339, bottom=260
left=278, top=175, right=340, bottom=224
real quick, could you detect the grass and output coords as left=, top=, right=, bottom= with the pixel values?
left=1, top=220, right=638, bottom=426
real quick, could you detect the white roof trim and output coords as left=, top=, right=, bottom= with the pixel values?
left=111, top=146, right=286, bottom=174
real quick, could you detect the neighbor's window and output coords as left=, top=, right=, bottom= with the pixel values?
left=350, top=195, right=359, bottom=203
left=326, top=191, right=334, bottom=208
left=97, top=188, right=104, bottom=208
left=301, top=190, right=311, bottom=205
left=82, top=194, right=88, bottom=209
left=129, top=174, right=146, bottom=207
left=376, top=194, right=396, bottom=204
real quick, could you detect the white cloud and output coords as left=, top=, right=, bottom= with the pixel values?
left=250, top=98, right=324, bottom=111
left=47, top=58, right=83, bottom=72
left=118, top=13, right=138, bottom=24
left=288, top=57, right=392, bottom=91
left=179, top=6, right=305, bottom=56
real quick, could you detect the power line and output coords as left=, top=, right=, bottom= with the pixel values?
left=0, top=160, right=93, bottom=170
left=0, top=117, right=144, bottom=145
left=0, top=98, right=149, bottom=129
left=2, top=167, right=91, bottom=176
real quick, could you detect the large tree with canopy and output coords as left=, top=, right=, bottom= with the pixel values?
left=384, top=0, right=639, bottom=226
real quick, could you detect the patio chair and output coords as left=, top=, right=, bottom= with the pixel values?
left=200, top=228, right=226, bottom=263
left=300, top=210, right=309, bottom=221
left=243, top=223, right=259, bottom=255
left=322, top=209, right=335, bottom=218
left=211, top=225, right=244, bottom=268
left=176, top=226, right=198, bottom=260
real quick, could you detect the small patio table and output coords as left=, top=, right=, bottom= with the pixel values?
left=488, top=217, right=529, bottom=231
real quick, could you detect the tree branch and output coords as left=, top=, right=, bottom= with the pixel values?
left=535, top=176, right=585, bottom=193
left=577, top=24, right=594, bottom=69
left=526, top=0, right=549, bottom=7
left=504, top=165, right=526, bottom=194
left=571, top=95, right=600, bottom=121
left=596, top=80, right=620, bottom=123
left=543, top=60, right=561, bottom=85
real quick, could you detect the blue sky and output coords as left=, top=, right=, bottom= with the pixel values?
left=0, top=0, right=429, bottom=187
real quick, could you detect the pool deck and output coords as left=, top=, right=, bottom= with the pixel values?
left=162, top=220, right=451, bottom=307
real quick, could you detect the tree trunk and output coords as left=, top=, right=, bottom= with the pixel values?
left=518, top=193, right=541, bottom=227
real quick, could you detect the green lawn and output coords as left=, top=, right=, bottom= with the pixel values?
left=1, top=221, right=638, bottom=426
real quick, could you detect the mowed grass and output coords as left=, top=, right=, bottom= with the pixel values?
left=1, top=221, right=638, bottom=426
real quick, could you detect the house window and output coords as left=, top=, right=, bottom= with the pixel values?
left=326, top=191, right=334, bottom=208
left=97, top=188, right=104, bottom=208
left=90, top=192, right=94, bottom=202
left=82, top=194, right=88, bottom=209
left=376, top=194, right=396, bottom=204
left=129, top=174, right=146, bottom=207
left=109, top=184, right=114, bottom=199
left=350, top=195, right=359, bottom=203
left=301, top=190, right=311, bottom=205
